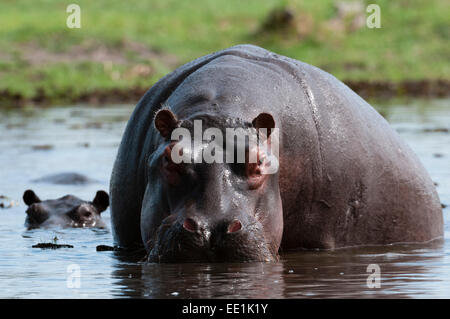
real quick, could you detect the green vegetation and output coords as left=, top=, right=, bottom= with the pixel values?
left=0, top=0, right=448, bottom=105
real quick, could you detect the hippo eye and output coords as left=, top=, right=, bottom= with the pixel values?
left=163, top=149, right=182, bottom=171
left=245, top=149, right=265, bottom=174
left=162, top=153, right=170, bottom=165
left=245, top=162, right=262, bottom=177
left=162, top=145, right=184, bottom=185
left=245, top=150, right=268, bottom=189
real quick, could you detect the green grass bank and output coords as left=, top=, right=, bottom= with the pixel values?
left=0, top=0, right=448, bottom=107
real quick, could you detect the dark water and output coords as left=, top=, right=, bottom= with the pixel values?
left=0, top=99, right=448, bottom=298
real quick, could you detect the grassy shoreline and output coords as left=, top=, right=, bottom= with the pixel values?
left=1, top=79, right=449, bottom=109
left=0, top=0, right=448, bottom=107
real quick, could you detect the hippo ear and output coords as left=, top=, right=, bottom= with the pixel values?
left=93, top=190, right=110, bottom=213
left=154, top=109, right=178, bottom=138
left=23, top=190, right=41, bottom=206
left=252, top=113, right=275, bottom=138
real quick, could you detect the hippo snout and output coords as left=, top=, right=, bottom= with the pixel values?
left=147, top=215, right=276, bottom=263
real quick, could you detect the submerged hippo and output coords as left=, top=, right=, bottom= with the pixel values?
left=23, top=190, right=109, bottom=229
left=31, top=172, right=99, bottom=185
left=110, top=44, right=443, bottom=262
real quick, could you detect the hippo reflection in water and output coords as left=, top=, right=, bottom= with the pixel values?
left=23, top=190, right=109, bottom=229
left=110, top=45, right=443, bottom=263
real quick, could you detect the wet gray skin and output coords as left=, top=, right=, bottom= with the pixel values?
left=145, top=118, right=282, bottom=263
left=110, top=44, right=443, bottom=263
left=23, top=190, right=109, bottom=229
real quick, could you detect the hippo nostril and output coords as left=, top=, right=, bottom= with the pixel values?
left=183, top=218, right=197, bottom=233
left=227, top=219, right=242, bottom=233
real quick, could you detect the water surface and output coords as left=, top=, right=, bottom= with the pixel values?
left=0, top=99, right=449, bottom=298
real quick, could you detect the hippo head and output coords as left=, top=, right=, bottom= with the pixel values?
left=23, top=190, right=109, bottom=228
left=141, top=109, right=283, bottom=262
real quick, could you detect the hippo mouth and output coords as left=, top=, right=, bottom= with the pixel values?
left=146, top=215, right=278, bottom=263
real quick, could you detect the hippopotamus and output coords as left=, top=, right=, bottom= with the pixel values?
left=23, top=190, right=109, bottom=229
left=31, top=172, right=99, bottom=185
left=110, top=44, right=443, bottom=262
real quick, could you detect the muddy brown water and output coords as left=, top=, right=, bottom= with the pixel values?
left=0, top=99, right=449, bottom=298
